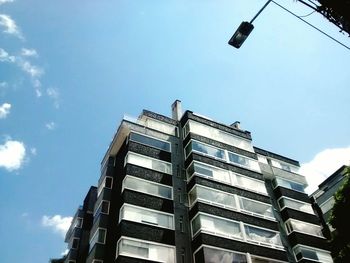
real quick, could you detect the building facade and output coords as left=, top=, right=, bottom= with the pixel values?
left=311, top=165, right=349, bottom=240
left=53, top=101, right=333, bottom=263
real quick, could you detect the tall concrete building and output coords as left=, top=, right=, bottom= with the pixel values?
left=53, top=101, right=333, bottom=263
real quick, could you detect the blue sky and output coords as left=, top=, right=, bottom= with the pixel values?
left=0, top=0, right=349, bottom=262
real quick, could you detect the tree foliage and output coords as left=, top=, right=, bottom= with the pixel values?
left=317, top=0, right=350, bottom=36
left=329, top=167, right=350, bottom=263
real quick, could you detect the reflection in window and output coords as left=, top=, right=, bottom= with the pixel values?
left=129, top=132, right=171, bottom=152
left=119, top=204, right=174, bottom=229
left=293, top=245, right=333, bottom=263
left=123, top=175, right=172, bottom=199
left=278, top=197, right=314, bottom=214
left=185, top=120, right=254, bottom=152
left=270, top=159, right=299, bottom=173
left=117, top=237, right=175, bottom=262
left=273, top=177, right=305, bottom=193
left=239, top=197, right=273, bottom=218
left=202, top=246, right=247, bottom=263
left=188, top=162, right=231, bottom=184
left=187, top=161, right=267, bottom=195
left=244, top=225, right=282, bottom=247
left=285, top=219, right=323, bottom=238
left=192, top=214, right=242, bottom=240
left=189, top=185, right=236, bottom=210
left=125, top=152, right=172, bottom=174
left=188, top=185, right=274, bottom=219
left=191, top=141, right=225, bottom=159
left=236, top=174, right=267, bottom=195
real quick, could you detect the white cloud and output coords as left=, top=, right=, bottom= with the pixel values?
left=0, top=14, right=23, bottom=39
left=300, top=146, right=350, bottom=194
left=42, top=215, right=72, bottom=238
left=0, top=48, right=15, bottom=62
left=0, top=102, right=11, bottom=119
left=21, top=48, right=38, bottom=57
left=61, top=249, right=69, bottom=256
left=0, top=0, right=14, bottom=5
left=0, top=139, right=26, bottom=171
left=46, top=88, right=60, bottom=108
left=18, top=59, right=43, bottom=78
left=45, top=121, right=56, bottom=130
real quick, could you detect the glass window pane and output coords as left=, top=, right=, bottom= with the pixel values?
left=202, top=246, right=247, bottom=263
left=294, top=246, right=333, bottom=263
left=244, top=225, right=282, bottom=247
left=278, top=197, right=314, bottom=214
left=120, top=204, right=174, bottom=229
left=125, top=152, right=172, bottom=174
left=275, top=177, right=305, bottom=193
left=117, top=238, right=175, bottom=263
left=123, top=176, right=172, bottom=199
left=192, top=141, right=225, bottom=160
left=192, top=214, right=242, bottom=240
left=189, top=185, right=236, bottom=210
left=192, top=162, right=231, bottom=184
left=188, top=120, right=254, bottom=152
left=236, top=175, right=267, bottom=194
left=239, top=197, right=273, bottom=218
left=287, top=220, right=323, bottom=237
left=130, top=132, right=170, bottom=152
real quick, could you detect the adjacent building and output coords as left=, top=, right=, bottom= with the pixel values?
left=52, top=100, right=333, bottom=263
left=311, top=165, right=349, bottom=240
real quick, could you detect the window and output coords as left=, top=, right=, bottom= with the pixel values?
left=189, top=185, right=274, bottom=220
left=125, top=152, right=172, bottom=174
left=191, top=213, right=243, bottom=240
left=186, top=141, right=225, bottom=160
left=117, top=237, right=175, bottom=262
left=122, top=175, right=173, bottom=199
left=293, top=245, right=333, bottom=262
left=320, top=197, right=335, bottom=214
left=182, top=121, right=190, bottom=139
left=97, top=176, right=113, bottom=197
left=285, top=219, right=323, bottom=238
left=187, top=161, right=267, bottom=195
left=235, top=174, right=267, bottom=194
left=270, top=159, right=299, bottom=173
left=244, top=225, right=282, bottom=247
left=185, top=140, right=260, bottom=172
left=73, top=217, right=83, bottom=228
left=119, top=204, right=174, bottom=229
left=89, top=228, right=106, bottom=251
left=201, top=246, right=247, bottom=263
left=239, top=197, right=273, bottom=219
left=129, top=132, right=171, bottom=152
left=278, top=197, right=314, bottom=214
left=187, top=161, right=231, bottom=184
left=273, top=177, right=305, bottom=193
left=188, top=185, right=237, bottom=210
left=94, top=200, right=110, bottom=217
left=71, top=238, right=79, bottom=249
left=184, top=120, right=254, bottom=152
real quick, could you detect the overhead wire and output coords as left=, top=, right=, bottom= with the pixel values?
left=271, top=0, right=350, bottom=50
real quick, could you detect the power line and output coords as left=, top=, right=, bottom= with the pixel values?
left=298, top=10, right=316, bottom=18
left=271, top=0, right=350, bottom=50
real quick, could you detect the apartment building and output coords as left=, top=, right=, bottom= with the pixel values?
left=52, top=100, right=332, bottom=263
